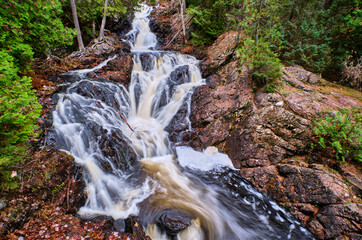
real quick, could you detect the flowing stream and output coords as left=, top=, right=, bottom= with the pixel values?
left=50, top=4, right=314, bottom=240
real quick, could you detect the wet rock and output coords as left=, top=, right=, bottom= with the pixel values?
left=278, top=164, right=350, bottom=204
left=98, top=129, right=138, bottom=173
left=109, top=15, right=133, bottom=38
left=165, top=101, right=191, bottom=143
left=116, top=41, right=132, bottom=53
left=113, top=218, right=125, bottom=232
left=140, top=54, right=155, bottom=72
left=100, top=55, right=133, bottom=84
left=156, top=209, right=194, bottom=236
left=308, top=204, right=362, bottom=239
left=124, top=216, right=152, bottom=240
left=239, top=166, right=281, bottom=194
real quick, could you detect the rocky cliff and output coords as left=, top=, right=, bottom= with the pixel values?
left=151, top=2, right=362, bottom=239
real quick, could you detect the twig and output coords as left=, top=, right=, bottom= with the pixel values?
left=164, top=16, right=193, bottom=49
left=117, top=111, right=134, bottom=132
left=66, top=177, right=71, bottom=211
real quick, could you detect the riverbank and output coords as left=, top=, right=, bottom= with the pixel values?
left=1, top=1, right=361, bottom=239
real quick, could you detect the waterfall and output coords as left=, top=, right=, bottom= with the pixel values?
left=50, top=4, right=314, bottom=240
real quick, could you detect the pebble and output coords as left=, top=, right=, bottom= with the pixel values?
left=0, top=199, right=7, bottom=210
left=275, top=101, right=284, bottom=107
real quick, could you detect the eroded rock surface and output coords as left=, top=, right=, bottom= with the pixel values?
left=189, top=31, right=362, bottom=240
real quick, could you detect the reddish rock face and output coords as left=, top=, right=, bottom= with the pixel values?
left=189, top=30, right=362, bottom=240
left=190, top=61, right=252, bottom=148
left=202, top=31, right=241, bottom=77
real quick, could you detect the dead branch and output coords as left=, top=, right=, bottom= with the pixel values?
left=164, top=16, right=193, bottom=49
left=117, top=111, right=134, bottom=132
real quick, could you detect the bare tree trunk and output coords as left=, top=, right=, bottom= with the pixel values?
left=92, top=20, right=96, bottom=39
left=91, top=0, right=96, bottom=39
left=180, top=0, right=187, bottom=43
left=99, top=0, right=109, bottom=39
left=70, top=0, right=85, bottom=51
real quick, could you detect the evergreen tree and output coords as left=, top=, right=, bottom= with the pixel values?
left=186, top=0, right=360, bottom=84
left=0, top=0, right=75, bottom=188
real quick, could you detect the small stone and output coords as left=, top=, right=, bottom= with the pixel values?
left=157, top=209, right=195, bottom=235
left=113, top=219, right=125, bottom=232
left=0, top=199, right=7, bottom=210
left=275, top=101, right=283, bottom=107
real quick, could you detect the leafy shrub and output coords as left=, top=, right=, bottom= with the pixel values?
left=312, top=108, right=361, bottom=163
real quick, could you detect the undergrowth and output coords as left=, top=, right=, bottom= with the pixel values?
left=312, top=108, right=361, bottom=164
left=0, top=144, right=28, bottom=189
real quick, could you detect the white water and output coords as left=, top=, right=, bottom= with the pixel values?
left=51, top=4, right=313, bottom=240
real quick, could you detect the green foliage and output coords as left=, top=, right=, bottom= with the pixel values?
left=0, top=51, right=42, bottom=145
left=0, top=144, right=27, bottom=189
left=187, top=0, right=360, bottom=85
left=238, top=38, right=282, bottom=85
left=277, top=1, right=331, bottom=73
left=313, top=108, right=362, bottom=163
left=264, top=83, right=280, bottom=93
left=277, top=0, right=361, bottom=80
left=187, top=0, right=231, bottom=44
left=149, top=0, right=157, bottom=5
left=188, top=0, right=282, bottom=83
left=0, top=52, right=40, bottom=189
left=0, top=0, right=76, bottom=58
left=61, top=0, right=138, bottom=41
left=52, top=182, right=65, bottom=196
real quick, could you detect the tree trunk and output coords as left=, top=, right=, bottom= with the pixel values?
left=92, top=20, right=96, bottom=39
left=99, top=0, right=109, bottom=39
left=70, top=0, right=85, bottom=51
left=180, top=0, right=187, bottom=43
left=91, top=0, right=96, bottom=39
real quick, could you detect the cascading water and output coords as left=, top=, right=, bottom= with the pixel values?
left=50, top=4, right=314, bottom=240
